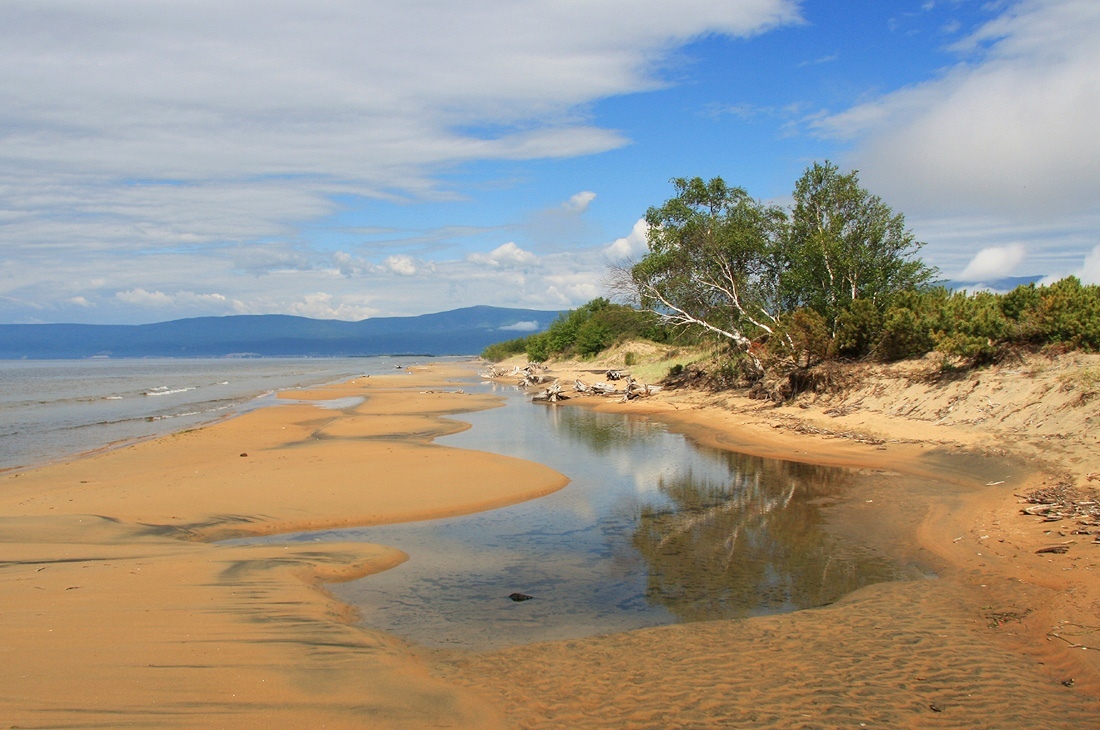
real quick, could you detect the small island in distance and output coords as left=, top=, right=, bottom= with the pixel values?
left=0, top=305, right=561, bottom=359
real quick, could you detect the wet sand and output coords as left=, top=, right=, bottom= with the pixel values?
left=2, top=360, right=1099, bottom=727
left=0, top=364, right=562, bottom=728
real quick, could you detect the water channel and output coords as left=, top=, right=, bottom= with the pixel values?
left=236, top=381, right=946, bottom=650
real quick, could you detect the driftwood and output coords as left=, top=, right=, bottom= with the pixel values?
left=606, top=369, right=625, bottom=381
left=620, top=376, right=663, bottom=401
left=1019, top=483, right=1100, bottom=544
left=532, top=382, right=569, bottom=403
left=572, top=376, right=664, bottom=400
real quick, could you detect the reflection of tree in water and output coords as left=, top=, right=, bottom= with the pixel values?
left=633, top=451, right=900, bottom=621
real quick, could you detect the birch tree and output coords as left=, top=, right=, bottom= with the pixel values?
left=627, top=177, right=787, bottom=358
left=784, top=162, right=935, bottom=334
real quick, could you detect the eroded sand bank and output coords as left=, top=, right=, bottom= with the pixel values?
left=2, top=359, right=1099, bottom=728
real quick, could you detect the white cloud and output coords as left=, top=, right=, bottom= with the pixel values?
left=563, top=191, right=597, bottom=213
left=0, top=1, right=803, bottom=323
left=115, top=289, right=175, bottom=307
left=957, top=244, right=1027, bottom=280
left=281, top=293, right=378, bottom=321
left=1073, top=244, right=1100, bottom=285
left=499, top=320, right=540, bottom=332
left=0, top=1, right=799, bottom=246
left=384, top=255, right=425, bottom=277
left=115, top=289, right=228, bottom=308
left=605, top=219, right=651, bottom=260
left=468, top=242, right=538, bottom=268
left=817, top=0, right=1100, bottom=221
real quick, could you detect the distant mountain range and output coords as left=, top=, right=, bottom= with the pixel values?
left=945, top=275, right=1045, bottom=291
left=0, top=306, right=561, bottom=359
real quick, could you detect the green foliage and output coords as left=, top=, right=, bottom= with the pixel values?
left=624, top=161, right=1100, bottom=375
left=833, top=298, right=882, bottom=359
left=633, top=176, right=788, bottom=349
left=770, top=308, right=831, bottom=368
left=479, top=298, right=675, bottom=362
left=626, top=162, right=935, bottom=362
left=933, top=291, right=1011, bottom=364
left=480, top=336, right=528, bottom=362
left=1031, top=276, right=1100, bottom=350
left=524, top=332, right=551, bottom=363
left=783, top=162, right=936, bottom=329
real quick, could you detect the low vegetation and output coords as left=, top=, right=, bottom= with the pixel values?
left=483, top=162, right=1100, bottom=398
left=481, top=298, right=699, bottom=363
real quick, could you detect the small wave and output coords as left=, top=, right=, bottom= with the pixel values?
left=143, top=386, right=197, bottom=396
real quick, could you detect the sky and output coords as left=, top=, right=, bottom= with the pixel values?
left=1, top=0, right=1098, bottom=325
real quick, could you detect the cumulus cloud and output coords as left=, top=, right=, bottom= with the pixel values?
left=817, top=0, right=1100, bottom=220
left=384, top=255, right=427, bottom=277
left=562, top=191, right=597, bottom=213
left=1073, top=245, right=1100, bottom=285
left=605, top=219, right=650, bottom=260
left=281, top=293, right=378, bottom=321
left=957, top=244, right=1027, bottom=280
left=467, top=242, right=538, bottom=268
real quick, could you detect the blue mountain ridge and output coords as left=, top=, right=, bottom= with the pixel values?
left=0, top=305, right=561, bottom=359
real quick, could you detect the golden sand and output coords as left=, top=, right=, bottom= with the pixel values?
left=2, top=358, right=1098, bottom=728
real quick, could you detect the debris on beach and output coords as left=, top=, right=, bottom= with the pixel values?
left=571, top=376, right=662, bottom=401
left=508, top=592, right=533, bottom=602
left=1019, top=482, right=1100, bottom=541
left=532, top=382, right=569, bottom=403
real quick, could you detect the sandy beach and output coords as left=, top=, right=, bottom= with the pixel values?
left=2, top=357, right=1099, bottom=728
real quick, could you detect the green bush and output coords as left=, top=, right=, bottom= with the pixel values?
left=934, top=290, right=1011, bottom=364
left=575, top=318, right=613, bottom=356
left=525, top=333, right=551, bottom=363
left=481, top=337, right=529, bottom=362
left=875, top=288, right=944, bottom=361
left=769, top=308, right=830, bottom=368
left=1033, top=276, right=1100, bottom=350
left=834, top=298, right=882, bottom=359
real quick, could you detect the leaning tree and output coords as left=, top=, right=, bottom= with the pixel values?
left=621, top=176, right=788, bottom=361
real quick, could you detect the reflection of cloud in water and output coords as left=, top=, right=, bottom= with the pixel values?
left=233, top=386, right=930, bottom=650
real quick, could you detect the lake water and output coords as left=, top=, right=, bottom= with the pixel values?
left=6, top=361, right=947, bottom=650
left=0, top=356, right=429, bottom=472
left=241, top=382, right=936, bottom=650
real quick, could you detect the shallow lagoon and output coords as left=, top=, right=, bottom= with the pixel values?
left=251, top=383, right=935, bottom=650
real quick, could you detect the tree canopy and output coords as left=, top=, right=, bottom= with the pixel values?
left=621, top=162, right=937, bottom=366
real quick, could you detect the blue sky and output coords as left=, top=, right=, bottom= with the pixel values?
left=2, top=0, right=1098, bottom=324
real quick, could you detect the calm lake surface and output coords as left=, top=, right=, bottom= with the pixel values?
left=0, top=356, right=427, bottom=472
left=244, top=382, right=937, bottom=650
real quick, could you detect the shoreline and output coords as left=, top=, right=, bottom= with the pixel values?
left=2, top=357, right=1099, bottom=727
left=0, top=362, right=563, bottom=728
left=446, top=354, right=1100, bottom=727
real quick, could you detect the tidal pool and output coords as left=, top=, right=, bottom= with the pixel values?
left=239, top=383, right=941, bottom=650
